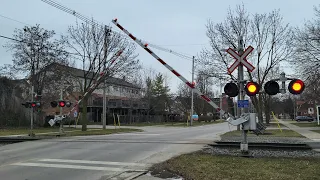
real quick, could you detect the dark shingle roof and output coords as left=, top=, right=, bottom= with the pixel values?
left=47, top=62, right=140, bottom=89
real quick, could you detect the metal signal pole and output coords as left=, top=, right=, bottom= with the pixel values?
left=190, top=56, right=195, bottom=126
left=59, top=88, right=64, bottom=135
left=237, top=36, right=248, bottom=154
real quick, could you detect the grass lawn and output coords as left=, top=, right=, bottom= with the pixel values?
left=266, top=122, right=286, bottom=128
left=151, top=152, right=320, bottom=180
left=166, top=120, right=226, bottom=127
left=291, top=123, right=320, bottom=128
left=0, top=127, right=76, bottom=136
left=124, top=120, right=224, bottom=127
left=0, top=127, right=142, bottom=136
left=221, top=129, right=304, bottom=138
left=61, top=128, right=142, bottom=136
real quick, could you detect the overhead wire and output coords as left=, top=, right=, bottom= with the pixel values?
left=0, top=14, right=32, bottom=26
left=40, top=0, right=195, bottom=62
left=0, top=34, right=85, bottom=60
left=0, top=13, right=124, bottom=73
left=0, top=13, right=87, bottom=61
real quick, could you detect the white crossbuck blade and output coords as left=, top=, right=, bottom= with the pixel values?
left=227, top=46, right=255, bottom=74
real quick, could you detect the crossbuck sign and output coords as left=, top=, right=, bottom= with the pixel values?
left=227, top=46, right=255, bottom=74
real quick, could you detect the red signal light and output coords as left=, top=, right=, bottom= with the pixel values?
left=31, top=102, right=36, bottom=107
left=245, top=81, right=260, bottom=96
left=59, top=101, right=66, bottom=107
left=288, top=79, right=305, bottom=94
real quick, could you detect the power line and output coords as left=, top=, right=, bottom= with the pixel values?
left=40, top=0, right=195, bottom=62
left=0, top=14, right=31, bottom=26
left=152, top=43, right=210, bottom=47
left=147, top=44, right=193, bottom=61
left=1, top=2, right=197, bottom=63
left=0, top=34, right=83, bottom=60
left=41, top=0, right=123, bottom=36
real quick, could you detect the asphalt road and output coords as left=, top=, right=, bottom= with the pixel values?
left=0, top=122, right=234, bottom=180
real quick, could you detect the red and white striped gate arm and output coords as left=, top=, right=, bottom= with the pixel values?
left=112, top=18, right=234, bottom=119
left=67, top=49, right=124, bottom=115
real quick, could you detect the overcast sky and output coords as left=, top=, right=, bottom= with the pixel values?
left=0, top=0, right=319, bottom=93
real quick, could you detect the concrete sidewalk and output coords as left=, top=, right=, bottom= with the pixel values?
left=278, top=119, right=320, bottom=141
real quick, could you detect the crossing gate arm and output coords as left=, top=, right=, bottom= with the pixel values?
left=111, top=18, right=235, bottom=120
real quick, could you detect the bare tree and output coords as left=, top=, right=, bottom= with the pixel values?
left=0, top=77, right=29, bottom=127
left=63, top=21, right=139, bottom=131
left=175, top=73, right=215, bottom=118
left=194, top=73, right=215, bottom=116
left=197, top=5, right=293, bottom=122
left=291, top=5, right=320, bottom=78
left=3, top=24, right=69, bottom=96
left=175, top=82, right=191, bottom=115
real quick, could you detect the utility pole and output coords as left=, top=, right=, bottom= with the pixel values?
left=103, top=83, right=107, bottom=129
left=102, top=25, right=109, bottom=130
left=30, top=85, right=34, bottom=136
left=237, top=36, right=248, bottom=154
left=190, top=56, right=195, bottom=126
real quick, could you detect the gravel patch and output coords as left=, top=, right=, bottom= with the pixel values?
left=209, top=136, right=320, bottom=158
left=220, top=136, right=308, bottom=144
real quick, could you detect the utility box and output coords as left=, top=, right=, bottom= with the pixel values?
left=243, top=113, right=256, bottom=130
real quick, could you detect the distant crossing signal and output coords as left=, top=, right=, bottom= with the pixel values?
left=31, top=102, right=36, bottom=107
left=22, top=101, right=41, bottom=108
left=59, top=101, right=66, bottom=107
left=50, top=101, right=72, bottom=108
left=50, top=101, right=58, bottom=107
left=66, top=101, right=72, bottom=107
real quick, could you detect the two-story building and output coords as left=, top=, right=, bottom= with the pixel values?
left=30, top=62, right=148, bottom=124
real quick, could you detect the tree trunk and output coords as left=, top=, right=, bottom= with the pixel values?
left=257, top=94, right=264, bottom=123
left=81, top=97, right=88, bottom=131
left=252, top=95, right=263, bottom=123
left=264, top=95, right=271, bottom=124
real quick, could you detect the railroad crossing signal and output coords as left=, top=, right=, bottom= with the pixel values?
left=224, top=82, right=238, bottom=97
left=245, top=82, right=260, bottom=96
left=288, top=79, right=305, bottom=95
left=22, top=101, right=41, bottom=108
left=264, top=80, right=279, bottom=95
left=227, top=46, right=255, bottom=74
left=224, top=81, right=260, bottom=97
left=59, top=101, right=65, bottom=107
left=264, top=79, right=305, bottom=95
left=50, top=100, right=72, bottom=108
left=50, top=101, right=58, bottom=107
